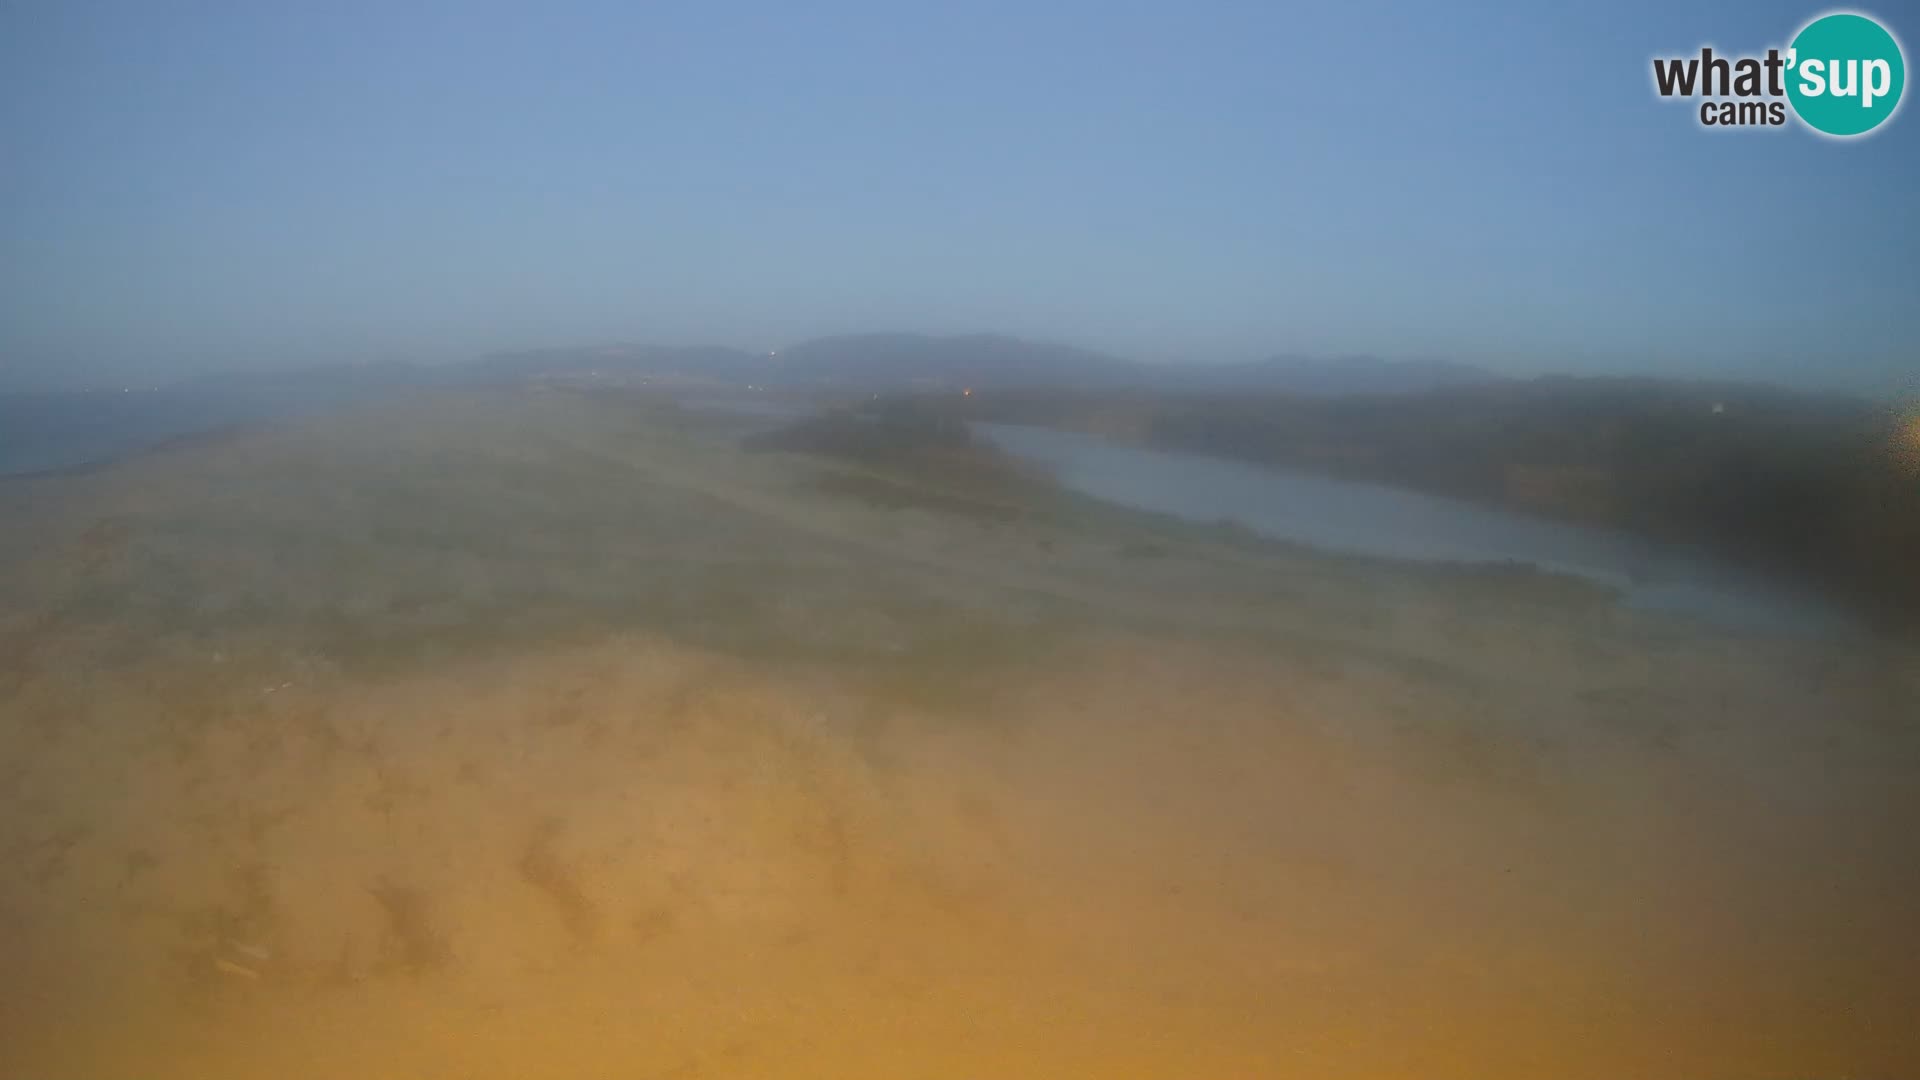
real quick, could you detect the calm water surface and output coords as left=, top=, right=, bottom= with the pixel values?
left=979, top=423, right=1851, bottom=636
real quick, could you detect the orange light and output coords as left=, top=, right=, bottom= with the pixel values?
left=963, top=388, right=973, bottom=397
left=1898, top=412, right=1920, bottom=470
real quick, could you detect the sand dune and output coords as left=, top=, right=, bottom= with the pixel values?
left=2, top=389, right=1915, bottom=1078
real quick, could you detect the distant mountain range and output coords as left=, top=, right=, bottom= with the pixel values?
left=474, top=333, right=1507, bottom=397
left=1161, top=353, right=1502, bottom=396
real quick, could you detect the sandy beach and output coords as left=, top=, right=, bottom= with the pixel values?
left=3, top=388, right=1915, bottom=1079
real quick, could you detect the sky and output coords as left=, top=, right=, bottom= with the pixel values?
left=1, top=0, right=1915, bottom=393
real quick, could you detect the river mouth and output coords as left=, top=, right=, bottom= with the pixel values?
left=977, top=422, right=1853, bottom=637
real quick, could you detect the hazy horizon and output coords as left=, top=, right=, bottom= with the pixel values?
left=2, top=330, right=1907, bottom=402
left=3, top=1, right=1916, bottom=395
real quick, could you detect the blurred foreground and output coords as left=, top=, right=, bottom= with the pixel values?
left=2, top=389, right=1915, bottom=1079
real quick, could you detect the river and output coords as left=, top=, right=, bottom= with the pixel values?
left=978, top=422, right=1851, bottom=636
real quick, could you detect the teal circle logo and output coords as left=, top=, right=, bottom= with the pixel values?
left=1786, top=12, right=1905, bottom=137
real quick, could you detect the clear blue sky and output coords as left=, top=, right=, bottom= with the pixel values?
left=2, top=0, right=1914, bottom=392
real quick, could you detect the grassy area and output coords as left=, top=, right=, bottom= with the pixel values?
left=930, top=381, right=1920, bottom=628
left=1, top=387, right=1915, bottom=1079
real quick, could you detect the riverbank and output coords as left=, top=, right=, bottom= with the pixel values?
left=943, top=382, right=1920, bottom=630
